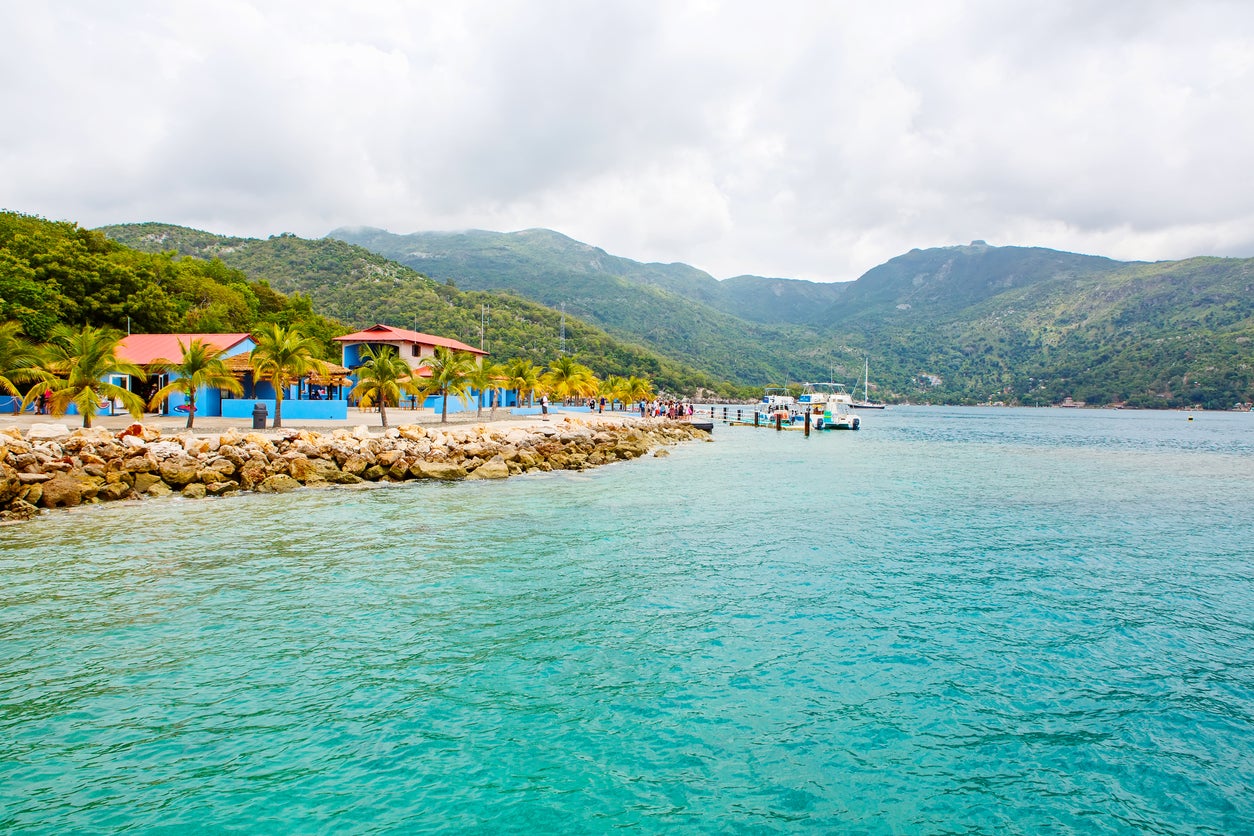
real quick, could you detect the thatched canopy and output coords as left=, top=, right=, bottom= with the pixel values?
left=222, top=354, right=352, bottom=386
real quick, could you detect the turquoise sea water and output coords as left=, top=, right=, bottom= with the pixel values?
left=2, top=407, right=1252, bottom=834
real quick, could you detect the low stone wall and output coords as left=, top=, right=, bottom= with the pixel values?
left=0, top=418, right=710, bottom=523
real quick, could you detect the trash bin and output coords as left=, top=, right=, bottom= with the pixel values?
left=252, top=402, right=268, bottom=430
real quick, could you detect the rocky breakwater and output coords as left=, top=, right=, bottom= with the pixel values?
left=0, top=418, right=710, bottom=523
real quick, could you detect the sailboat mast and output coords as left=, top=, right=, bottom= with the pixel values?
left=863, top=358, right=869, bottom=402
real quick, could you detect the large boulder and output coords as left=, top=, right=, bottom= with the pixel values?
left=256, top=474, right=301, bottom=494
left=159, top=456, right=200, bottom=488
left=411, top=460, right=468, bottom=481
left=27, top=423, right=71, bottom=441
left=467, top=457, right=509, bottom=480
left=40, top=472, right=91, bottom=508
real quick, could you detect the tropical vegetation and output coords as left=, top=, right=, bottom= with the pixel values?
left=0, top=321, right=45, bottom=413
left=147, top=338, right=244, bottom=429
left=417, top=346, right=479, bottom=423
left=348, top=345, right=415, bottom=429
left=28, top=324, right=146, bottom=427
left=249, top=323, right=328, bottom=429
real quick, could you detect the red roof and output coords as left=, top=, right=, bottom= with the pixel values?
left=333, top=324, right=486, bottom=355
left=117, top=333, right=252, bottom=366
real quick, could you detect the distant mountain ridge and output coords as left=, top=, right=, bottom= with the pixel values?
left=328, top=226, right=1254, bottom=409
left=93, top=220, right=1254, bottom=408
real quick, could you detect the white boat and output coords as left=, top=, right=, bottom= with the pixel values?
left=799, top=382, right=861, bottom=430
left=756, top=387, right=797, bottom=425
left=853, top=359, right=885, bottom=410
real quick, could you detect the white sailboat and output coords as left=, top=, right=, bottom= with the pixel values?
left=853, top=358, right=886, bottom=409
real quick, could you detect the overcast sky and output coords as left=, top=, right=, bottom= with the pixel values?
left=3, top=1, right=1253, bottom=282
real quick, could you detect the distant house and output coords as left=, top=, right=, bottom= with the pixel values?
left=117, top=333, right=351, bottom=421
left=334, top=324, right=507, bottom=414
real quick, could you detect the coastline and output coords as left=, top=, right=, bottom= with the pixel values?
left=0, top=410, right=711, bottom=523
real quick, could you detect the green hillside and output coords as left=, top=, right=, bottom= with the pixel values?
left=327, top=226, right=838, bottom=385
left=330, top=227, right=1254, bottom=409
left=0, top=211, right=341, bottom=350
left=99, top=222, right=736, bottom=396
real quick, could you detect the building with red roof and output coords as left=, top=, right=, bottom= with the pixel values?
left=334, top=324, right=498, bottom=414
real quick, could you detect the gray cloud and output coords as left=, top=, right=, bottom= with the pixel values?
left=2, top=0, right=1253, bottom=281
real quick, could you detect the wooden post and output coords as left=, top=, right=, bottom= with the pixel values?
left=804, top=410, right=811, bottom=437
left=754, top=412, right=759, bottom=427
left=775, top=414, right=782, bottom=431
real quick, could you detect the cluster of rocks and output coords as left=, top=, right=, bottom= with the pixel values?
left=0, top=417, right=710, bottom=523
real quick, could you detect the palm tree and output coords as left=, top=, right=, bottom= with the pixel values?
left=625, top=375, right=654, bottom=406
left=542, top=355, right=599, bottom=404
left=28, top=324, right=145, bottom=428
left=146, top=338, right=244, bottom=429
left=348, top=345, right=415, bottom=429
left=505, top=358, right=540, bottom=408
left=417, top=345, right=478, bottom=423
left=466, top=357, right=506, bottom=420
left=0, top=321, right=46, bottom=414
left=600, top=375, right=627, bottom=411
left=249, top=323, right=327, bottom=429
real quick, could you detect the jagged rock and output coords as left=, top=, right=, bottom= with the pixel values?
left=204, top=456, right=237, bottom=477
left=256, top=474, right=300, bottom=493
left=0, top=500, right=38, bottom=522
left=181, top=483, right=207, bottom=499
left=653, top=448, right=670, bottom=457
left=411, top=460, right=468, bottom=480
left=100, top=482, right=132, bottom=501
left=159, top=457, right=200, bottom=488
left=362, top=464, right=387, bottom=481
left=146, top=481, right=173, bottom=497
left=342, top=453, right=373, bottom=475
left=467, top=457, right=509, bottom=480
left=324, top=471, right=364, bottom=485
left=123, top=453, right=159, bottom=473
left=132, top=473, right=161, bottom=494
left=27, top=423, right=71, bottom=441
left=40, top=472, right=90, bottom=508
left=205, top=480, right=239, bottom=496
left=236, top=458, right=270, bottom=490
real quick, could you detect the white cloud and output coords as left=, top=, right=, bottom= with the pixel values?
left=2, top=0, right=1253, bottom=281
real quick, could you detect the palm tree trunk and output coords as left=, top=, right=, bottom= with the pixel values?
left=380, top=400, right=389, bottom=428
left=274, top=389, right=284, bottom=429
left=186, top=394, right=195, bottom=429
left=440, top=387, right=449, bottom=423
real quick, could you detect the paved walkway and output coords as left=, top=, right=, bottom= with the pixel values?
left=0, top=406, right=643, bottom=437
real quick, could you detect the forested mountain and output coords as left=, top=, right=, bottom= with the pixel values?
left=0, top=211, right=342, bottom=350
left=98, top=222, right=736, bottom=396
left=330, top=227, right=1254, bottom=409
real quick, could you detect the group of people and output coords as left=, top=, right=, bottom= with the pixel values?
left=639, top=399, right=694, bottom=420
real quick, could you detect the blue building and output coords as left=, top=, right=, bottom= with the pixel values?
left=117, top=333, right=351, bottom=421
left=334, top=324, right=514, bottom=415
